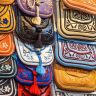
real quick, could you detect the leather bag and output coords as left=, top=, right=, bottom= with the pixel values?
left=0, top=33, right=15, bottom=56
left=0, top=5, right=16, bottom=33
left=55, top=0, right=96, bottom=41
left=54, top=63, right=96, bottom=92
left=15, top=7, right=55, bottom=47
left=15, top=54, right=52, bottom=95
left=55, top=33, right=96, bottom=70
left=0, top=79, right=17, bottom=96
left=0, top=56, right=17, bottom=78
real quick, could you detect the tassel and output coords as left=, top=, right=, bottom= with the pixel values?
left=29, top=71, right=40, bottom=95
left=36, top=65, right=45, bottom=75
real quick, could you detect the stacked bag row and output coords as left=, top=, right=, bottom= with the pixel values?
left=0, top=0, right=55, bottom=96
left=53, top=0, right=96, bottom=95
left=0, top=0, right=17, bottom=96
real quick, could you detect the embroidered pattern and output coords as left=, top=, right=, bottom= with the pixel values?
left=0, top=64, right=12, bottom=72
left=64, top=10, right=96, bottom=32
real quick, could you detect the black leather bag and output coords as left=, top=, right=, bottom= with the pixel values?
left=15, top=7, right=55, bottom=48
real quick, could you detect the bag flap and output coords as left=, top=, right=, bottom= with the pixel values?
left=63, top=0, right=96, bottom=14
left=0, top=0, right=14, bottom=5
left=15, top=55, right=52, bottom=86
left=15, top=8, right=55, bottom=46
left=0, top=79, right=17, bottom=96
left=14, top=36, right=54, bottom=66
left=0, top=33, right=15, bottom=56
left=17, top=0, right=53, bottom=18
left=54, top=64, right=96, bottom=92
left=0, top=5, right=16, bottom=33
left=56, top=0, right=96, bottom=41
left=0, top=56, right=17, bottom=78
left=55, top=33, right=96, bottom=70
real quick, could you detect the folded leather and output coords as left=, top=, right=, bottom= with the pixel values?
left=63, top=0, right=96, bottom=15
left=0, top=0, right=14, bottom=5
left=54, top=63, right=96, bottom=92
left=55, top=0, right=96, bottom=41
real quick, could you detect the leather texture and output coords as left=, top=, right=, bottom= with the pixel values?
left=0, top=5, right=16, bottom=33
left=15, top=7, right=55, bottom=46
left=0, top=56, right=17, bottom=78
left=14, top=36, right=54, bottom=66
left=55, top=0, right=96, bottom=41
left=63, top=0, right=96, bottom=15
left=55, top=33, right=96, bottom=70
left=0, top=0, right=14, bottom=5
left=16, top=0, right=53, bottom=18
left=18, top=83, right=51, bottom=96
left=15, top=55, right=52, bottom=86
left=0, top=33, right=15, bottom=56
left=54, top=63, right=96, bottom=92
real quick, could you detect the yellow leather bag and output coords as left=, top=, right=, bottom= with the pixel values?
left=55, top=0, right=96, bottom=41
left=54, top=63, right=96, bottom=92
left=0, top=33, right=15, bottom=56
left=0, top=0, right=14, bottom=5
left=0, top=5, right=16, bottom=33
left=63, top=0, right=96, bottom=15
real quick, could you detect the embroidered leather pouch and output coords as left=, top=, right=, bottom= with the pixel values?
left=16, top=0, right=53, bottom=18
left=0, top=79, right=17, bottom=96
left=55, top=33, right=96, bottom=70
left=0, top=56, right=17, bottom=78
left=15, top=7, right=55, bottom=47
left=0, top=0, right=14, bottom=5
left=18, top=83, right=51, bottom=96
left=0, top=5, right=16, bottom=33
left=54, top=63, right=96, bottom=92
left=55, top=0, right=96, bottom=41
left=14, top=36, right=54, bottom=66
left=63, top=0, right=96, bottom=15
left=0, top=34, right=15, bottom=56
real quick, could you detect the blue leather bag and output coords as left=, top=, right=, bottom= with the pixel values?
left=55, top=33, right=96, bottom=70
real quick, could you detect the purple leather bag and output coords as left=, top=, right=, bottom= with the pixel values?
left=16, top=0, right=53, bottom=18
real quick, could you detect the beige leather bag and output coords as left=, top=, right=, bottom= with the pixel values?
left=55, top=0, right=96, bottom=41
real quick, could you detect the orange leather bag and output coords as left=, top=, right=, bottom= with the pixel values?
left=54, top=63, right=96, bottom=92
left=0, top=33, right=15, bottom=56
left=0, top=5, right=16, bottom=33
left=0, top=0, right=14, bottom=5
left=63, top=0, right=96, bottom=14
